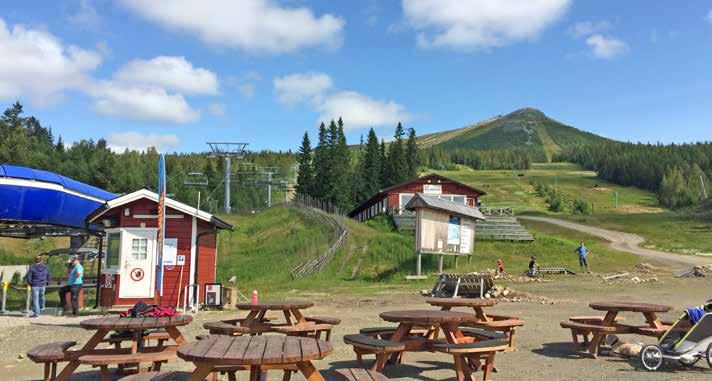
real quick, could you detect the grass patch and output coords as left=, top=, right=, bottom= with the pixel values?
left=215, top=206, right=641, bottom=298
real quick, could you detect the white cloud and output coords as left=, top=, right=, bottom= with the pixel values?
left=705, top=10, right=712, bottom=24
left=274, top=72, right=408, bottom=129
left=586, top=34, right=628, bottom=59
left=317, top=91, right=409, bottom=129
left=114, top=56, right=219, bottom=95
left=0, top=18, right=101, bottom=104
left=273, top=72, right=333, bottom=106
left=209, top=103, right=225, bottom=116
left=89, top=81, right=200, bottom=124
left=67, top=0, right=101, bottom=30
left=238, top=83, right=256, bottom=98
left=569, top=20, right=610, bottom=38
left=119, top=0, right=345, bottom=54
left=402, top=0, right=570, bottom=50
left=107, top=131, right=180, bottom=152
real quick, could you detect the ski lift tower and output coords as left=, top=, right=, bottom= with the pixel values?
left=207, top=142, right=248, bottom=213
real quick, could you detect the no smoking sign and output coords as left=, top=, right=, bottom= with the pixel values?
left=130, top=268, right=145, bottom=281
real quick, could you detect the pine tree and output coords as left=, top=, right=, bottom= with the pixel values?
left=405, top=127, right=418, bottom=179
left=312, top=122, right=331, bottom=199
left=357, top=128, right=383, bottom=202
left=331, top=118, right=352, bottom=209
left=296, top=132, right=314, bottom=195
left=385, top=122, right=407, bottom=186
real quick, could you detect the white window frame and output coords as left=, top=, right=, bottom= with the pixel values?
left=399, top=193, right=415, bottom=211
left=103, top=228, right=122, bottom=274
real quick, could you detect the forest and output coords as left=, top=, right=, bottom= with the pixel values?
left=0, top=102, right=294, bottom=213
left=559, top=141, right=712, bottom=208
left=296, top=119, right=419, bottom=211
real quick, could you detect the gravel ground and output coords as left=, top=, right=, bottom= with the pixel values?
left=2, top=273, right=711, bottom=380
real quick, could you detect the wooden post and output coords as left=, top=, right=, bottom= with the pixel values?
left=416, top=252, right=422, bottom=277
left=438, top=254, right=444, bottom=274
left=454, top=256, right=459, bottom=269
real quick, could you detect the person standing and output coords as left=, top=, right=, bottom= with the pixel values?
left=26, top=256, right=51, bottom=318
left=59, top=256, right=83, bottom=316
left=528, top=256, right=538, bottom=277
left=575, top=242, right=590, bottom=273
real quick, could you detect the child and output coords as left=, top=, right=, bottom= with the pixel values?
left=497, top=259, right=505, bottom=273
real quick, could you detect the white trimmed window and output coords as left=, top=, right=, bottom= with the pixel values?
left=131, top=238, right=148, bottom=260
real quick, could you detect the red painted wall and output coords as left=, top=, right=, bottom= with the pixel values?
left=99, top=198, right=217, bottom=308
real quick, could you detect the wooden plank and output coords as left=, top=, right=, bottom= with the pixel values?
left=261, top=336, right=286, bottom=364
left=282, top=336, right=303, bottom=363
left=241, top=336, right=268, bottom=365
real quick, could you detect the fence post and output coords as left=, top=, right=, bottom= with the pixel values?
left=1, top=281, right=7, bottom=314
left=25, top=285, right=31, bottom=314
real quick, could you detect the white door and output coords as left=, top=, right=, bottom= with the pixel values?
left=119, top=228, right=157, bottom=298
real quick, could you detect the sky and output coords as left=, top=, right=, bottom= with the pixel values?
left=0, top=0, right=711, bottom=153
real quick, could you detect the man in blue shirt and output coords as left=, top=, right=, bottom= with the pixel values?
left=59, top=256, right=83, bottom=316
left=575, top=242, right=590, bottom=273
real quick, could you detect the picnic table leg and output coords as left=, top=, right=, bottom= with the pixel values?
left=188, top=363, right=215, bottom=381
left=290, top=308, right=306, bottom=324
left=473, top=307, right=490, bottom=323
left=100, top=365, right=110, bottom=381
left=283, top=310, right=294, bottom=326
left=55, top=329, right=109, bottom=381
left=165, top=326, right=188, bottom=344
left=296, top=361, right=325, bottom=381
left=482, top=353, right=495, bottom=381
left=387, top=323, right=412, bottom=364
left=442, top=323, right=476, bottom=381
left=643, top=312, right=662, bottom=329
left=587, top=311, right=617, bottom=358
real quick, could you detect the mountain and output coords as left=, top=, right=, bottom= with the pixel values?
left=418, top=108, right=610, bottom=162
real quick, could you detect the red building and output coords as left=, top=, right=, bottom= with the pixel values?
left=348, top=173, right=486, bottom=222
left=86, top=189, right=231, bottom=308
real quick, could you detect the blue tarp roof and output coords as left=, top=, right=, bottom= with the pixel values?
left=0, top=164, right=116, bottom=200
left=0, top=164, right=117, bottom=233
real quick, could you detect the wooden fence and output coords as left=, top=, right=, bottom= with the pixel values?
left=288, top=194, right=348, bottom=280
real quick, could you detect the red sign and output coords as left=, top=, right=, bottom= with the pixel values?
left=130, top=268, right=145, bottom=281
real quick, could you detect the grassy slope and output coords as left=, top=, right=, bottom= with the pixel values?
left=215, top=207, right=640, bottom=297
left=423, top=108, right=608, bottom=162
left=430, top=163, right=712, bottom=254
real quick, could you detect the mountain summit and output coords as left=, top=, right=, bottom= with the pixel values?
left=418, top=108, right=608, bottom=162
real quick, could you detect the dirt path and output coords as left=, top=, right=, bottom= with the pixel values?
left=520, top=216, right=712, bottom=269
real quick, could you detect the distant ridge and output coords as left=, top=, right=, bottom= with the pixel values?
left=418, top=108, right=610, bottom=162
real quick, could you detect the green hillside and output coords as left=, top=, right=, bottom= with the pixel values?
left=215, top=206, right=639, bottom=297
left=419, top=108, right=609, bottom=162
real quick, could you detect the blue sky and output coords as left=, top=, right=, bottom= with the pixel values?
left=1, top=0, right=711, bottom=152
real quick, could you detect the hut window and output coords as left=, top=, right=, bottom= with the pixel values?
left=131, top=238, right=148, bottom=260
left=452, top=195, right=465, bottom=204
left=105, top=233, right=120, bottom=270
left=400, top=194, right=414, bottom=209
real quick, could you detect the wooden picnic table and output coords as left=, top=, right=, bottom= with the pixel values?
left=379, top=310, right=491, bottom=380
left=425, top=297, right=498, bottom=322
left=56, top=315, right=191, bottom=381
left=425, top=297, right=524, bottom=351
left=237, top=301, right=314, bottom=326
left=178, top=335, right=332, bottom=381
left=585, top=301, right=672, bottom=357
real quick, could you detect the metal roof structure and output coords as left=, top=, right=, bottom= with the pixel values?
left=404, top=193, right=487, bottom=221
left=0, top=164, right=117, bottom=237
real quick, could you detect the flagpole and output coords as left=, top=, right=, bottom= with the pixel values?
left=155, top=154, right=166, bottom=304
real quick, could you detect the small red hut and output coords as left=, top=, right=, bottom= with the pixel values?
left=348, top=173, right=487, bottom=222
left=86, top=189, right=232, bottom=309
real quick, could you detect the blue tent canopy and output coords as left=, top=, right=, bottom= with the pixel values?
left=0, top=164, right=117, bottom=237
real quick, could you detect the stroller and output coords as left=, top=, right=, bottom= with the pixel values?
left=640, top=300, right=712, bottom=371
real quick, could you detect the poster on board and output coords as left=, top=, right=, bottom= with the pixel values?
left=162, top=238, right=178, bottom=266
left=447, top=215, right=461, bottom=245
left=460, top=219, right=474, bottom=254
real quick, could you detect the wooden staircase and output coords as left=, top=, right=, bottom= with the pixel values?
left=475, top=216, right=534, bottom=242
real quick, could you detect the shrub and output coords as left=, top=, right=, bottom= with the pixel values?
left=573, top=199, right=591, bottom=214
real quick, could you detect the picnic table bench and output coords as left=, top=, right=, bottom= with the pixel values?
left=561, top=301, right=672, bottom=358
left=334, top=368, right=390, bottom=381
